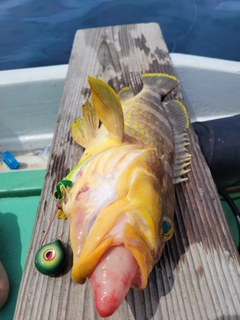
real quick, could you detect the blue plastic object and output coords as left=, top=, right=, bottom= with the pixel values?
left=1, top=151, right=19, bottom=169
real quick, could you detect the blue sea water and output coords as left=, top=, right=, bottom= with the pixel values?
left=0, top=0, right=240, bottom=71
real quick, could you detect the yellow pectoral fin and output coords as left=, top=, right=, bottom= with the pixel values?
left=88, top=76, right=124, bottom=142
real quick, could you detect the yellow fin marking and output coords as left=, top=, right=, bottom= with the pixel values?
left=142, top=73, right=178, bottom=81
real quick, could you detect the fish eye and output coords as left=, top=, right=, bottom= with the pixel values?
left=162, top=218, right=174, bottom=240
left=162, top=220, right=171, bottom=234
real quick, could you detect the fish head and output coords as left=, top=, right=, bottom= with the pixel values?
left=62, top=142, right=175, bottom=289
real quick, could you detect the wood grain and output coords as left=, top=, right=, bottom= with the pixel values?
left=14, top=23, right=240, bottom=320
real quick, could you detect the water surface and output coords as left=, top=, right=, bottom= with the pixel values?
left=0, top=0, right=240, bottom=70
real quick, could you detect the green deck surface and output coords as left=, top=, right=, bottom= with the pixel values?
left=0, top=169, right=239, bottom=319
left=0, top=170, right=45, bottom=320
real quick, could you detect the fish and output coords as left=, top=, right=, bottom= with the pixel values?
left=54, top=73, right=191, bottom=317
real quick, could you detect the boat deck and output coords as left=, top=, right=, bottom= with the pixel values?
left=14, top=23, right=240, bottom=320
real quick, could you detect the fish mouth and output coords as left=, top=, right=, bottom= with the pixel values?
left=70, top=205, right=155, bottom=290
left=71, top=227, right=153, bottom=317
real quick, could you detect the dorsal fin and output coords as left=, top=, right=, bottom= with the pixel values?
left=70, top=99, right=99, bottom=148
left=118, top=87, right=135, bottom=102
left=88, top=76, right=124, bottom=142
left=163, top=100, right=189, bottom=131
left=163, top=100, right=191, bottom=184
left=142, top=73, right=179, bottom=96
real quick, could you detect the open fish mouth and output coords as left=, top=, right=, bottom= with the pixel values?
left=71, top=206, right=156, bottom=289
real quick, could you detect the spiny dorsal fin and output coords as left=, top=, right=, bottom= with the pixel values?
left=142, top=73, right=179, bottom=96
left=88, top=76, right=124, bottom=142
left=70, top=99, right=99, bottom=148
left=163, top=99, right=191, bottom=184
left=118, top=87, right=135, bottom=102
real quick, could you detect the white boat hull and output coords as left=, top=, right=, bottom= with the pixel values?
left=0, top=53, right=239, bottom=154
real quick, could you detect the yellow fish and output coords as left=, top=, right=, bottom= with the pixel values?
left=55, top=74, right=190, bottom=317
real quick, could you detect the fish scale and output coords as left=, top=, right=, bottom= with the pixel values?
left=123, top=90, right=174, bottom=152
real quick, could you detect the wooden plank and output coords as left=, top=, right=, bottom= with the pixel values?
left=14, top=23, right=240, bottom=320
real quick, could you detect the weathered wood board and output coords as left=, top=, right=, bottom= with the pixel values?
left=14, top=23, right=240, bottom=320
